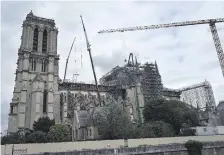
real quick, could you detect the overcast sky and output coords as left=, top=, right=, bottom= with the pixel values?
left=1, top=1, right=224, bottom=132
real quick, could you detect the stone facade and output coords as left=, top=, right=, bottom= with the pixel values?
left=8, top=11, right=60, bottom=133
left=8, top=12, right=219, bottom=136
left=59, top=82, right=129, bottom=140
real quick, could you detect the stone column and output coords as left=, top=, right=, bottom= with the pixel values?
left=18, top=82, right=27, bottom=129
left=47, top=57, right=55, bottom=119
left=23, top=53, right=29, bottom=71
left=27, top=26, right=33, bottom=51
left=20, top=24, right=26, bottom=50
left=38, top=28, right=43, bottom=53
left=47, top=29, right=51, bottom=53
left=54, top=92, right=61, bottom=123
left=51, top=30, right=58, bottom=53
left=22, top=24, right=29, bottom=50
left=22, top=25, right=33, bottom=51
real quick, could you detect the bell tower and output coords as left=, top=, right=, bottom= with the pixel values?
left=8, top=11, right=60, bottom=132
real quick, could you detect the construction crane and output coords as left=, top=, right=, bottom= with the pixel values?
left=98, top=18, right=224, bottom=78
left=80, top=15, right=101, bottom=105
left=63, top=37, right=76, bottom=81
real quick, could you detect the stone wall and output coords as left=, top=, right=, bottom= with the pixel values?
left=1, top=135, right=224, bottom=154
left=23, top=141, right=224, bottom=155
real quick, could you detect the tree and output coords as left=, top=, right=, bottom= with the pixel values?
left=1, top=132, right=23, bottom=144
left=138, top=123, right=155, bottom=138
left=149, top=121, right=175, bottom=137
left=93, top=96, right=134, bottom=140
left=143, top=99, right=199, bottom=135
left=1, top=129, right=31, bottom=144
left=137, top=121, right=175, bottom=138
left=47, top=124, right=71, bottom=142
left=33, top=117, right=55, bottom=133
left=26, top=131, right=49, bottom=143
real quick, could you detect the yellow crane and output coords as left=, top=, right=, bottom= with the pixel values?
left=98, top=18, right=224, bottom=78
left=63, top=37, right=76, bottom=81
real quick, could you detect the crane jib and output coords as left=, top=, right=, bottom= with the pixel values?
left=98, top=18, right=224, bottom=34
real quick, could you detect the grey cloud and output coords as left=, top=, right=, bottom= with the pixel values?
left=1, top=1, right=224, bottom=132
left=201, top=60, right=220, bottom=70
left=1, top=1, right=37, bottom=132
left=93, top=50, right=127, bottom=74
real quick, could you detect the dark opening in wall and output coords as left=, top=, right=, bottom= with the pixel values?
left=10, top=106, right=13, bottom=114
left=31, top=59, right=37, bottom=71
left=33, top=28, right=38, bottom=52
left=41, top=59, right=47, bottom=72
left=42, top=30, right=47, bottom=53
left=43, top=89, right=48, bottom=113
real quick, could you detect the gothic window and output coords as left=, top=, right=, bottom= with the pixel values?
left=42, top=30, right=47, bottom=53
left=10, top=105, right=13, bottom=114
left=41, top=59, right=47, bottom=72
left=33, top=28, right=38, bottom=52
left=31, top=59, right=37, bottom=71
left=43, top=89, right=47, bottom=113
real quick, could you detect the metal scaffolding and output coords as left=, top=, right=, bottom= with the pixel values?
left=100, top=54, right=163, bottom=102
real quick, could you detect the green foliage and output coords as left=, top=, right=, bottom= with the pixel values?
left=137, top=121, right=175, bottom=138
left=47, top=124, right=71, bottom=142
left=138, top=123, right=155, bottom=138
left=143, top=99, right=199, bottom=135
left=149, top=121, right=175, bottom=137
left=33, top=117, right=55, bottom=133
left=94, top=99, right=134, bottom=140
left=1, top=132, right=24, bottom=145
left=185, top=140, right=203, bottom=155
left=26, top=131, right=49, bottom=143
left=1, top=129, right=32, bottom=145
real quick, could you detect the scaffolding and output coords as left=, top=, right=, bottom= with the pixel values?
left=100, top=57, right=163, bottom=102
left=141, top=62, right=163, bottom=103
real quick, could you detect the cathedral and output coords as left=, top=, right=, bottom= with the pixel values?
left=8, top=12, right=218, bottom=140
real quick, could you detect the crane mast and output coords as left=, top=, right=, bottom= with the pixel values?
left=209, top=22, right=224, bottom=77
left=98, top=18, right=224, bottom=78
left=63, top=37, right=76, bottom=81
left=80, top=15, right=101, bottom=105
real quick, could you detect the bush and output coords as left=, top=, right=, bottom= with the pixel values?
left=26, top=131, right=49, bottom=143
left=143, top=99, right=200, bottom=135
left=33, top=117, right=55, bottom=133
left=185, top=140, right=203, bottom=155
left=47, top=124, right=71, bottom=142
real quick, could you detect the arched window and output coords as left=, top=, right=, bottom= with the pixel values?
left=33, top=28, right=38, bottom=52
left=41, top=59, right=47, bottom=72
left=31, top=59, right=36, bottom=71
left=42, top=30, right=47, bottom=53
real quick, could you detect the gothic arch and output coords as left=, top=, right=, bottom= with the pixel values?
left=33, top=28, right=38, bottom=52
left=30, top=58, right=37, bottom=71
left=42, top=29, right=48, bottom=53
left=41, top=59, right=48, bottom=72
